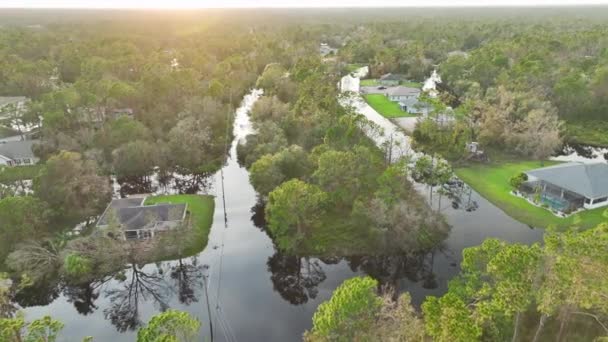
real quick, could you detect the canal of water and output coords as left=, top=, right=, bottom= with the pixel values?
left=17, top=87, right=548, bottom=342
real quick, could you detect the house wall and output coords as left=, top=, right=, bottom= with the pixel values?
left=388, top=94, right=419, bottom=102
left=584, top=196, right=608, bottom=209
left=9, top=157, right=38, bottom=166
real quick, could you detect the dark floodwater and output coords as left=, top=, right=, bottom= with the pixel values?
left=20, top=90, right=543, bottom=342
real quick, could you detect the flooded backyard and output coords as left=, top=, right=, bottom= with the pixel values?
left=15, top=87, right=551, bottom=341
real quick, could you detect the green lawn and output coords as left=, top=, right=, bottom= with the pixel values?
left=144, top=194, right=215, bottom=256
left=363, top=94, right=416, bottom=118
left=360, top=78, right=379, bottom=86
left=455, top=161, right=608, bottom=230
left=0, top=164, right=42, bottom=184
left=360, top=79, right=422, bottom=88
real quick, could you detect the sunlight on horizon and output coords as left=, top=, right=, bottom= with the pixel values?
left=4, top=0, right=608, bottom=9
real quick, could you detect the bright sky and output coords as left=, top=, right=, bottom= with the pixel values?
left=3, top=0, right=608, bottom=9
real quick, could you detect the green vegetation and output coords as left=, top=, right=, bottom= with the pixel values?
left=455, top=161, right=608, bottom=229
left=0, top=307, right=198, bottom=342
left=360, top=78, right=379, bottom=86
left=363, top=94, right=415, bottom=118
left=144, top=194, right=215, bottom=255
left=565, top=121, right=608, bottom=147
left=311, top=224, right=608, bottom=341
left=345, top=63, right=365, bottom=73
left=0, top=164, right=42, bottom=184
left=137, top=310, right=201, bottom=342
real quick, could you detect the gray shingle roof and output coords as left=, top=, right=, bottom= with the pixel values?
left=0, top=140, right=38, bottom=159
left=97, top=197, right=187, bottom=231
left=379, top=73, right=405, bottom=81
left=526, top=162, right=608, bottom=199
left=387, top=86, right=420, bottom=97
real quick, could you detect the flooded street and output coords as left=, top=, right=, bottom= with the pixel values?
left=20, top=87, right=544, bottom=342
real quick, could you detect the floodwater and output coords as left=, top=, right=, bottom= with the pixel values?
left=18, top=88, right=544, bottom=342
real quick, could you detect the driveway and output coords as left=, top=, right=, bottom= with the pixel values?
left=392, top=116, right=419, bottom=133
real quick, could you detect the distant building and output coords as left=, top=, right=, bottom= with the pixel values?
left=96, top=197, right=188, bottom=240
left=0, top=140, right=39, bottom=167
left=522, top=162, right=608, bottom=212
left=319, top=43, right=338, bottom=57
left=378, top=73, right=406, bottom=86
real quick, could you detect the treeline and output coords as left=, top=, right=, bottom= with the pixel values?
left=335, top=15, right=608, bottom=149
left=306, top=223, right=608, bottom=342
left=239, top=57, right=447, bottom=255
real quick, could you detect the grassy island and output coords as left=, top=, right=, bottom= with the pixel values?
left=144, top=194, right=215, bottom=256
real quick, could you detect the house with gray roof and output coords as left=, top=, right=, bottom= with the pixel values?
left=522, top=162, right=608, bottom=212
left=97, top=197, right=188, bottom=240
left=379, top=73, right=406, bottom=86
left=0, top=140, right=39, bottom=167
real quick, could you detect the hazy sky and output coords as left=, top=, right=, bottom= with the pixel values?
left=3, top=0, right=608, bottom=9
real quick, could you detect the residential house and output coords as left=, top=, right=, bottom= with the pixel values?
left=378, top=73, right=406, bottom=86
left=96, top=197, right=188, bottom=240
left=386, top=86, right=421, bottom=114
left=0, top=140, right=40, bottom=167
left=319, top=43, right=338, bottom=57
left=522, top=162, right=608, bottom=213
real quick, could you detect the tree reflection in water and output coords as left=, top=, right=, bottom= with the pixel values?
left=118, top=172, right=212, bottom=197
left=103, top=263, right=170, bottom=332
left=267, top=253, right=327, bottom=305
left=64, top=280, right=106, bottom=315
left=168, top=257, right=205, bottom=306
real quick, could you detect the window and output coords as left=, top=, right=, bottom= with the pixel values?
left=23, top=158, right=31, bottom=164
left=585, top=198, right=592, bottom=204
left=593, top=197, right=608, bottom=204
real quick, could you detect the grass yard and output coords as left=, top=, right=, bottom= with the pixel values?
left=0, top=164, right=42, bottom=184
left=363, top=94, right=416, bottom=118
left=144, top=194, right=215, bottom=256
left=455, top=161, right=608, bottom=230
left=360, top=78, right=379, bottom=86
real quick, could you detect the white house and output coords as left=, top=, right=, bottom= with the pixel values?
left=386, top=86, right=421, bottom=114
left=0, top=140, right=39, bottom=167
left=523, top=162, right=608, bottom=212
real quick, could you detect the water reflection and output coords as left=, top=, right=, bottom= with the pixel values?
left=167, top=257, right=206, bottom=305
left=103, top=264, right=171, bottom=332
left=114, top=172, right=213, bottom=197
left=64, top=281, right=103, bottom=316
left=267, top=254, right=327, bottom=305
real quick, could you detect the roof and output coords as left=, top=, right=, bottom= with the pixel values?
left=0, top=97, right=27, bottom=108
left=387, top=86, right=421, bottom=97
left=0, top=140, right=38, bottom=160
left=379, top=73, right=406, bottom=81
left=526, top=162, right=608, bottom=199
left=97, top=197, right=187, bottom=230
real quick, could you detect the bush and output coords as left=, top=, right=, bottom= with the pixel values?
left=509, top=172, right=528, bottom=191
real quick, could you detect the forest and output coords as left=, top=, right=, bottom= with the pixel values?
left=0, top=7, right=607, bottom=342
